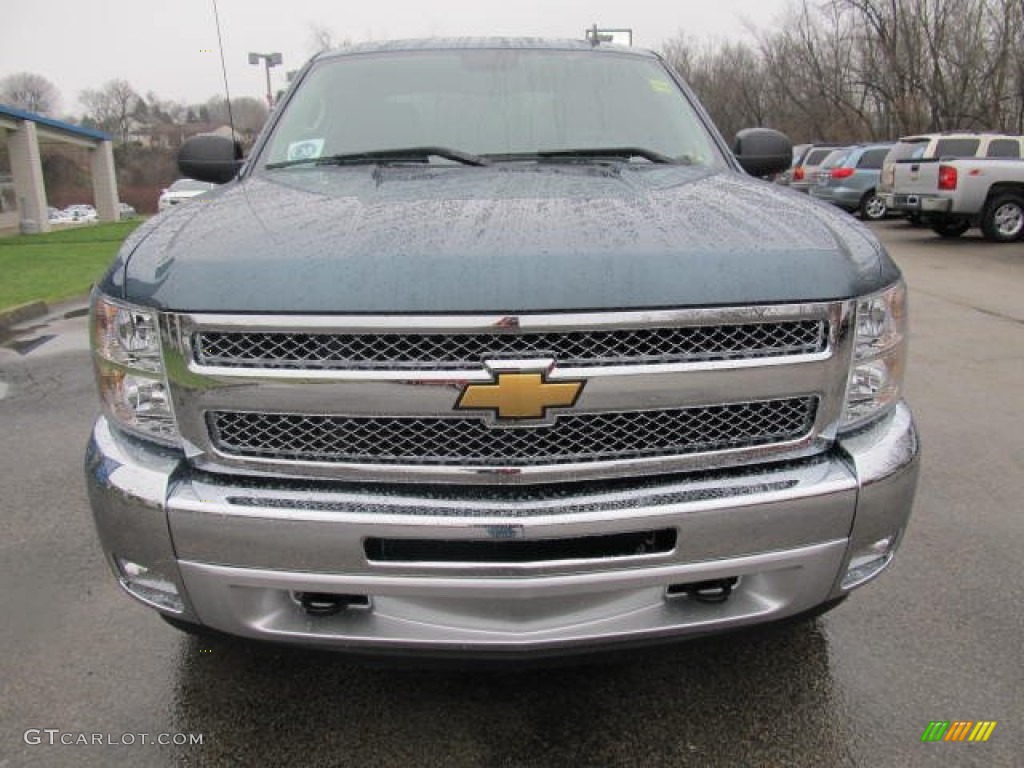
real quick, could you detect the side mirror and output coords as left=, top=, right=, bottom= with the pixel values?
left=178, top=135, right=243, bottom=184
left=733, top=128, right=793, bottom=178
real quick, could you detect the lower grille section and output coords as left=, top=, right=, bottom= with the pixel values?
left=207, top=397, right=817, bottom=466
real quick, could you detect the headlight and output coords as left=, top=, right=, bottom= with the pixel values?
left=91, top=294, right=179, bottom=445
left=842, top=281, right=908, bottom=430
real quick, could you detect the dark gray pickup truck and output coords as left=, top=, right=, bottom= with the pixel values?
left=85, top=38, right=918, bottom=657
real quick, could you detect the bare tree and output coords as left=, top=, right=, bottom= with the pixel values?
left=80, top=80, right=140, bottom=144
left=662, top=0, right=1024, bottom=142
left=307, top=22, right=351, bottom=55
left=662, top=35, right=777, bottom=141
left=0, top=72, right=61, bottom=115
left=204, top=96, right=269, bottom=138
left=136, top=91, right=188, bottom=125
left=309, top=23, right=336, bottom=54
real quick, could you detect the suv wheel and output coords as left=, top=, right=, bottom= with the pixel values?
left=859, top=193, right=887, bottom=221
left=931, top=217, right=971, bottom=238
left=981, top=194, right=1024, bottom=242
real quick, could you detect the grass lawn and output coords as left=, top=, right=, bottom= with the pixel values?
left=0, top=220, right=144, bottom=311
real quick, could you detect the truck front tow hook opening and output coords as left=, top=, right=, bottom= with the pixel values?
left=294, top=592, right=371, bottom=616
left=666, top=577, right=740, bottom=604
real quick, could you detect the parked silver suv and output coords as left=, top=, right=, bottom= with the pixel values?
left=810, top=143, right=894, bottom=220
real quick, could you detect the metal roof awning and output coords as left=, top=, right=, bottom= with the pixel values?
left=0, top=104, right=111, bottom=147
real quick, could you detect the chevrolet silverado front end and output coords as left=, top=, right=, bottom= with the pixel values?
left=85, top=39, right=919, bottom=656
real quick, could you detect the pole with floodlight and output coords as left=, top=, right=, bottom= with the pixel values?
left=248, top=52, right=283, bottom=107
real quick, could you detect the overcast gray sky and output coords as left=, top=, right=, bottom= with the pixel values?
left=1, top=0, right=794, bottom=116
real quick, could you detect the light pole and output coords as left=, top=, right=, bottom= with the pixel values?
left=584, top=25, right=633, bottom=46
left=248, top=52, right=283, bottom=108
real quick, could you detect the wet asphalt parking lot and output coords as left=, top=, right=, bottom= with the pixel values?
left=1, top=221, right=1021, bottom=767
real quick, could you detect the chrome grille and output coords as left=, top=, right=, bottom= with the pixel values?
left=208, top=397, right=817, bottom=466
left=194, top=321, right=825, bottom=370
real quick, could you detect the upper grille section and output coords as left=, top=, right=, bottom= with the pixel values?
left=207, top=397, right=818, bottom=466
left=194, top=320, right=826, bottom=370
left=169, top=305, right=846, bottom=483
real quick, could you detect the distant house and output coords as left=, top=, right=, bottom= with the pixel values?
left=128, top=122, right=233, bottom=150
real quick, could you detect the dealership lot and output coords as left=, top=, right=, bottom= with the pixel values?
left=1, top=221, right=1020, bottom=767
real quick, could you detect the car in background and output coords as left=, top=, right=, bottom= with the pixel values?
left=810, top=143, right=894, bottom=220
left=63, top=204, right=98, bottom=222
left=788, top=143, right=848, bottom=193
left=773, top=143, right=811, bottom=186
left=810, top=147, right=850, bottom=183
left=878, top=132, right=1024, bottom=224
left=904, top=156, right=1024, bottom=242
left=158, top=179, right=214, bottom=212
left=118, top=202, right=137, bottom=220
left=48, top=206, right=72, bottom=222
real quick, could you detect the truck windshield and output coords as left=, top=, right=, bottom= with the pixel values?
left=259, top=49, right=724, bottom=169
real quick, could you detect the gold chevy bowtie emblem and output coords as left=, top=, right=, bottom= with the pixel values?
left=456, top=373, right=585, bottom=420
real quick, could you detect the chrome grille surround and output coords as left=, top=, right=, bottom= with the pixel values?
left=161, top=303, right=855, bottom=485
left=208, top=397, right=818, bottom=466
left=194, top=320, right=826, bottom=370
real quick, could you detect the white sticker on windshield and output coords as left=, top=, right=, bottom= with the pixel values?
left=286, top=139, right=325, bottom=161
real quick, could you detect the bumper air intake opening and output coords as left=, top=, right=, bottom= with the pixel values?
left=666, top=577, right=740, bottom=604
left=293, top=592, right=371, bottom=616
left=364, top=528, right=677, bottom=564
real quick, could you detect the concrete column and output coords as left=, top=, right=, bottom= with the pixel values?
left=8, top=120, right=50, bottom=233
left=91, top=140, right=119, bottom=223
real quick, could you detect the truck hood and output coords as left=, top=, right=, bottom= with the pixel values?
left=114, top=164, right=898, bottom=313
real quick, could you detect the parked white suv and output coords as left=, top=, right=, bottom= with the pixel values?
left=63, top=204, right=98, bottom=222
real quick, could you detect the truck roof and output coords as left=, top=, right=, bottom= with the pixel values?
left=316, top=37, right=655, bottom=60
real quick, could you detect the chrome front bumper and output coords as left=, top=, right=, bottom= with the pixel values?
left=85, top=404, right=919, bottom=655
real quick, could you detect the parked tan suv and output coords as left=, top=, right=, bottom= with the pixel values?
left=788, top=143, right=848, bottom=193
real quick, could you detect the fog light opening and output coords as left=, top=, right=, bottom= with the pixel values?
left=842, top=533, right=900, bottom=590
left=115, top=556, right=184, bottom=613
left=293, top=592, right=371, bottom=616
left=666, top=577, right=740, bottom=604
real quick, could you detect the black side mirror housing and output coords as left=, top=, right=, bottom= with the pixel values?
left=178, top=135, right=244, bottom=184
left=733, top=128, right=793, bottom=178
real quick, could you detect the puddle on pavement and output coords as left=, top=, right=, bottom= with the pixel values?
left=4, top=334, right=56, bottom=355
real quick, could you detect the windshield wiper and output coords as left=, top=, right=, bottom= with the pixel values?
left=534, top=147, right=678, bottom=164
left=266, top=147, right=489, bottom=169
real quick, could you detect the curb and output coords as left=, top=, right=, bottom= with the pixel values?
left=0, top=293, right=90, bottom=341
left=0, top=300, right=48, bottom=335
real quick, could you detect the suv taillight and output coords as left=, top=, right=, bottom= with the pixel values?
left=830, top=167, right=855, bottom=179
left=793, top=167, right=805, bottom=181
left=938, top=165, right=958, bottom=191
